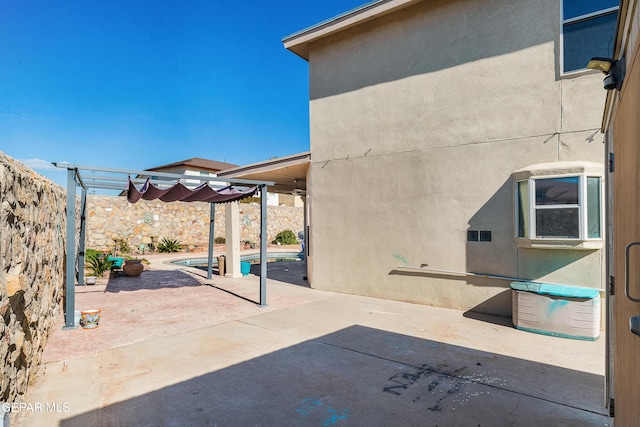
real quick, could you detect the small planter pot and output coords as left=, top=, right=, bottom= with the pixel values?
left=85, top=276, right=97, bottom=285
left=241, top=262, right=251, bottom=276
left=80, top=309, right=101, bottom=329
left=123, top=259, right=144, bottom=277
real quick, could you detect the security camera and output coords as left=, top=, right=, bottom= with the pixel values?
left=603, top=74, right=617, bottom=91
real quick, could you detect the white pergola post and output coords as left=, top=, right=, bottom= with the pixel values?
left=259, top=184, right=267, bottom=306
left=207, top=203, right=215, bottom=279
left=225, top=202, right=242, bottom=278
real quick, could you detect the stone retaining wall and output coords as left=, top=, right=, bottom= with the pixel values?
left=0, top=152, right=68, bottom=406
left=87, top=196, right=304, bottom=253
left=0, top=155, right=303, bottom=408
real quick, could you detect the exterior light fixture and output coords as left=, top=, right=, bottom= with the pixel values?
left=587, top=56, right=626, bottom=91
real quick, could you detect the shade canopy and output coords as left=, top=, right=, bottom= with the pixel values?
left=126, top=178, right=258, bottom=204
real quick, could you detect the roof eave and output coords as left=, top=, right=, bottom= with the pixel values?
left=217, top=152, right=310, bottom=177
left=282, top=0, right=418, bottom=61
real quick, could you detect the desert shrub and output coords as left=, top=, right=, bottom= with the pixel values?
left=157, top=238, right=182, bottom=253
left=214, top=236, right=226, bottom=244
left=272, top=230, right=298, bottom=245
left=85, top=251, right=114, bottom=276
left=85, top=248, right=102, bottom=260
left=118, top=239, right=131, bottom=254
left=239, top=196, right=260, bottom=204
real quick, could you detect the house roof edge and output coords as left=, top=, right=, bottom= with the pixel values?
left=282, top=0, right=418, bottom=60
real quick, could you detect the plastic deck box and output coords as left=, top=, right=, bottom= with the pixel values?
left=511, top=281, right=600, bottom=340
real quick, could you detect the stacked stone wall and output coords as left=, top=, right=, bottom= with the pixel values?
left=0, top=152, right=68, bottom=406
left=86, top=196, right=303, bottom=252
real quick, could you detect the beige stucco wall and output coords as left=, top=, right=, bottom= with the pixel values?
left=304, top=0, right=606, bottom=316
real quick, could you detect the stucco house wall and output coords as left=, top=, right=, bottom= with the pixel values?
left=290, top=0, right=607, bottom=316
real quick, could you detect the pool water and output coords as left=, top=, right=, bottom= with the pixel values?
left=171, top=252, right=304, bottom=267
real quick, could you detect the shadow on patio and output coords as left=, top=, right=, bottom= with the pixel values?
left=104, top=269, right=205, bottom=292
left=58, top=325, right=609, bottom=426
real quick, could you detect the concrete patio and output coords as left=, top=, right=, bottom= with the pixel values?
left=13, top=254, right=610, bottom=426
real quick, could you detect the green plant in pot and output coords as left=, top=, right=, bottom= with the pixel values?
left=85, top=251, right=114, bottom=284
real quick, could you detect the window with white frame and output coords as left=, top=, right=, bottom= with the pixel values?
left=562, top=0, right=619, bottom=73
left=517, top=175, right=601, bottom=240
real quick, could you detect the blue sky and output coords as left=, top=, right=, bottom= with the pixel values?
left=0, top=0, right=366, bottom=188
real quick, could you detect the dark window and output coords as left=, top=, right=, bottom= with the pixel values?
left=535, top=208, right=580, bottom=238
left=562, top=1, right=618, bottom=73
left=468, top=230, right=492, bottom=242
left=479, top=231, right=492, bottom=242
left=535, top=177, right=579, bottom=205
left=563, top=0, right=618, bottom=19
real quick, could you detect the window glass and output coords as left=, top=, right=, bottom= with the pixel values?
left=536, top=208, right=580, bottom=238
left=479, top=231, right=492, bottom=242
left=517, top=181, right=529, bottom=238
left=535, top=177, right=579, bottom=205
left=587, top=177, right=601, bottom=238
left=515, top=171, right=603, bottom=241
left=563, top=11, right=617, bottom=72
left=563, top=0, right=618, bottom=20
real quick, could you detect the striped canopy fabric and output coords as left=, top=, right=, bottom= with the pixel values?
left=126, top=178, right=258, bottom=204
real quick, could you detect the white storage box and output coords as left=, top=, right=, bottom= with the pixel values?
left=511, top=282, right=600, bottom=341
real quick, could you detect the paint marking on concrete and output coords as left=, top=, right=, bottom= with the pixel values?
left=296, top=398, right=349, bottom=425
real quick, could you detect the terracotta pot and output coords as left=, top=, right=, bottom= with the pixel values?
left=123, top=259, right=144, bottom=277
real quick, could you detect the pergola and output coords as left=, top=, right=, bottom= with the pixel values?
left=54, top=162, right=275, bottom=330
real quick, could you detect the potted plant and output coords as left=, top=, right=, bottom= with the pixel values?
left=123, top=256, right=146, bottom=277
left=85, top=251, right=114, bottom=284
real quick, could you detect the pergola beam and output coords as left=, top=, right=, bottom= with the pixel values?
left=81, top=174, right=230, bottom=190
left=53, top=162, right=274, bottom=187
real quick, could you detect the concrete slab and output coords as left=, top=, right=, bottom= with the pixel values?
left=12, top=255, right=610, bottom=426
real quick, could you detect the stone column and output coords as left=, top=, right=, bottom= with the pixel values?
left=224, top=202, right=242, bottom=278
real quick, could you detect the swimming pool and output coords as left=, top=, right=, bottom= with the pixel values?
left=171, top=252, right=304, bottom=267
